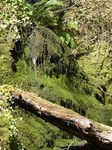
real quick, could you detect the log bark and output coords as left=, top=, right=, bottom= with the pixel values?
left=10, top=88, right=112, bottom=150
left=69, top=141, right=100, bottom=150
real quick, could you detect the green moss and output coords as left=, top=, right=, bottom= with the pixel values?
left=16, top=109, right=70, bottom=150
left=1, top=0, right=112, bottom=149
left=1, top=23, right=112, bottom=149
left=53, top=138, right=80, bottom=150
left=0, top=44, right=13, bottom=85
left=6, top=25, right=111, bottom=150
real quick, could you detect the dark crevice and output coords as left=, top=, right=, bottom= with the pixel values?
left=95, top=93, right=104, bottom=104
left=10, top=41, right=23, bottom=72
left=95, top=85, right=107, bottom=104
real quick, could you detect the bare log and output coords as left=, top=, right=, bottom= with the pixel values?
left=10, top=88, right=112, bottom=150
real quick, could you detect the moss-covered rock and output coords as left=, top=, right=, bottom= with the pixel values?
left=27, top=26, right=93, bottom=94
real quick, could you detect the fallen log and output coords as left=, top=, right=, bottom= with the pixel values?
left=69, top=141, right=100, bottom=150
left=10, top=88, right=112, bottom=150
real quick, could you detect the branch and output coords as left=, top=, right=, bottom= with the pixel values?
left=53, top=3, right=76, bottom=14
left=10, top=88, right=112, bottom=150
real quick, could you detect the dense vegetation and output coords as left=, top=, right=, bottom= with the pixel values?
left=0, top=0, right=112, bottom=149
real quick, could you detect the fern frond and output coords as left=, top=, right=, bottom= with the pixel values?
left=46, top=0, right=64, bottom=7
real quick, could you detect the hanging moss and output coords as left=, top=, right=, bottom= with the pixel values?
left=27, top=26, right=93, bottom=95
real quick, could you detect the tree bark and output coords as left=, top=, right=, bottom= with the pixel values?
left=10, top=88, right=112, bottom=150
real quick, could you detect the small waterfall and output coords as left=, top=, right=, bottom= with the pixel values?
left=65, top=65, right=68, bottom=77
left=32, top=57, right=37, bottom=82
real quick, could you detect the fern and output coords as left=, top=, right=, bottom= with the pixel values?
left=46, top=0, right=64, bottom=7
left=31, top=0, right=76, bottom=48
left=32, top=0, right=64, bottom=23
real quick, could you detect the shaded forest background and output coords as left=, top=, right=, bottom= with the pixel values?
left=0, top=0, right=112, bottom=149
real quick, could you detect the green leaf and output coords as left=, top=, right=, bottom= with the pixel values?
left=44, top=10, right=54, bottom=18
left=46, top=0, right=64, bottom=7
left=70, top=37, right=75, bottom=48
left=65, top=33, right=71, bottom=45
left=67, top=21, right=78, bottom=31
left=49, top=19, right=58, bottom=26
left=60, top=36, right=65, bottom=44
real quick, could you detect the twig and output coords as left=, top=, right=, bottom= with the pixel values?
left=67, top=141, right=74, bottom=150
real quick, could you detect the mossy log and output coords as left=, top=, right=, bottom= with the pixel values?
left=10, top=88, right=112, bottom=150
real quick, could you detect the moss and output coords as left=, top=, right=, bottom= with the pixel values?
left=1, top=73, right=112, bottom=150
left=0, top=44, right=13, bottom=85
left=16, top=108, right=74, bottom=150
left=8, top=26, right=111, bottom=149
left=1, top=24, right=112, bottom=149
left=1, top=0, right=112, bottom=149
left=53, top=138, right=80, bottom=149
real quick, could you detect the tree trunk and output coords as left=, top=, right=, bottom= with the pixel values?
left=10, top=88, right=112, bottom=150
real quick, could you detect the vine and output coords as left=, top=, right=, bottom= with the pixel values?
left=0, top=85, right=25, bottom=150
